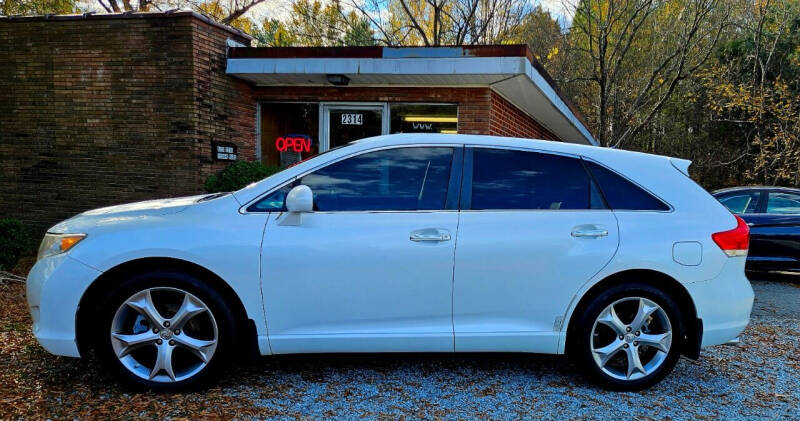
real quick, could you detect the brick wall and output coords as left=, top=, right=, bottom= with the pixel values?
left=252, top=86, right=556, bottom=140
left=0, top=14, right=562, bottom=236
left=0, top=13, right=252, bottom=235
left=192, top=19, right=256, bottom=185
left=489, top=90, right=557, bottom=140
left=251, top=86, right=493, bottom=134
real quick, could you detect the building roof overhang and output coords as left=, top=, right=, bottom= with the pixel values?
left=226, top=45, right=596, bottom=145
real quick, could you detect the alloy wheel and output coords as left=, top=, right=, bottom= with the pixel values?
left=589, top=297, right=673, bottom=381
left=110, top=287, right=218, bottom=383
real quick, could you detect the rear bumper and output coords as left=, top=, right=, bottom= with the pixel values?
left=26, top=253, right=101, bottom=357
left=685, top=256, right=754, bottom=348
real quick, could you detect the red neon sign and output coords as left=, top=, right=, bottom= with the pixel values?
left=276, top=136, right=312, bottom=153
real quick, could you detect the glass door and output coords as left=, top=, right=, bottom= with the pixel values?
left=321, top=103, right=389, bottom=151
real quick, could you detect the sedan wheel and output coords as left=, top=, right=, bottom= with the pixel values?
left=110, top=287, right=219, bottom=383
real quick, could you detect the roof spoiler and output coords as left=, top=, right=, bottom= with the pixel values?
left=669, top=158, right=692, bottom=176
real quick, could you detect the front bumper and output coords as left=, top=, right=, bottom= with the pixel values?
left=685, top=256, right=754, bottom=348
left=27, top=253, right=101, bottom=357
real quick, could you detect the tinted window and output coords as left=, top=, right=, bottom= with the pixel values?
left=584, top=161, right=670, bottom=211
left=299, top=147, right=454, bottom=211
left=248, top=184, right=293, bottom=212
left=718, top=192, right=761, bottom=214
left=766, top=191, right=800, bottom=214
left=470, top=148, right=601, bottom=210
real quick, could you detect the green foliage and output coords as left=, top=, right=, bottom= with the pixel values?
left=252, top=18, right=298, bottom=47
left=0, top=219, right=33, bottom=272
left=288, top=0, right=375, bottom=46
left=0, top=0, right=78, bottom=15
left=204, top=161, right=282, bottom=193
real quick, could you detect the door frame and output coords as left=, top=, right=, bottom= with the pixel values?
left=319, top=102, right=390, bottom=152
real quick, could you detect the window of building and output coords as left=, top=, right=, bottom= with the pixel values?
left=299, top=147, right=454, bottom=211
left=390, top=104, right=458, bottom=134
left=259, top=102, right=460, bottom=170
left=583, top=161, right=670, bottom=211
left=469, top=148, right=600, bottom=210
left=260, top=103, right=319, bottom=168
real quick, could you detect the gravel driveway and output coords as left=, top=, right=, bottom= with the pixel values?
left=1, top=279, right=798, bottom=419
left=223, top=279, right=800, bottom=419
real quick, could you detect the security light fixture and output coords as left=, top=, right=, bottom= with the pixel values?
left=326, top=74, right=350, bottom=86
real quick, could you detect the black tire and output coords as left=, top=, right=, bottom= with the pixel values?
left=570, top=282, right=684, bottom=391
left=94, top=269, right=237, bottom=392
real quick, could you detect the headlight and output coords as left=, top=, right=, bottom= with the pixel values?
left=37, top=233, right=86, bottom=261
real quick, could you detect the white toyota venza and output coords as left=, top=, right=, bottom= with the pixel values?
left=27, top=134, right=754, bottom=391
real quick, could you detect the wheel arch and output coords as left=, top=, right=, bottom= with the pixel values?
left=75, top=257, right=258, bottom=360
left=564, top=269, right=702, bottom=359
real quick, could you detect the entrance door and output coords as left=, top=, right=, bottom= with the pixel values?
left=321, top=104, right=388, bottom=151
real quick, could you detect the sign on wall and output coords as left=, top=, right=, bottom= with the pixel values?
left=212, top=142, right=238, bottom=161
left=276, top=135, right=313, bottom=153
left=340, top=113, right=363, bottom=125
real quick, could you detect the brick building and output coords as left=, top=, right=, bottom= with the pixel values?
left=0, top=11, right=595, bottom=234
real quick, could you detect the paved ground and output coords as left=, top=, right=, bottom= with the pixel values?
left=1, top=276, right=798, bottom=419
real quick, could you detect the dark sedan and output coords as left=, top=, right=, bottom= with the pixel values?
left=713, top=186, right=800, bottom=274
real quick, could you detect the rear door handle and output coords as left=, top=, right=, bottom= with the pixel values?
left=571, top=228, right=609, bottom=238
left=410, top=228, right=452, bottom=242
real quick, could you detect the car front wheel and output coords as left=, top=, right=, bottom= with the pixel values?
left=572, top=282, right=684, bottom=390
left=96, top=270, right=236, bottom=391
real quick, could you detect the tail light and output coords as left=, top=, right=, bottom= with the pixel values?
left=712, top=215, right=749, bottom=257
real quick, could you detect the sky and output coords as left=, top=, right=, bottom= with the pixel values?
left=537, top=0, right=575, bottom=28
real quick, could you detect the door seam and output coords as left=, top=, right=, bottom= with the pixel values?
left=450, top=210, right=460, bottom=352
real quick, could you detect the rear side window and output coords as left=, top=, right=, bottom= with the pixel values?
left=717, top=192, right=761, bottom=214
left=584, top=160, right=670, bottom=211
left=469, top=148, right=604, bottom=210
left=766, top=191, right=800, bottom=214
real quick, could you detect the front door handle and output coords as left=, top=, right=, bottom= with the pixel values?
left=571, top=227, right=609, bottom=238
left=410, top=228, right=452, bottom=242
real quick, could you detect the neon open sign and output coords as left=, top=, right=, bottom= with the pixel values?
left=276, top=135, right=312, bottom=153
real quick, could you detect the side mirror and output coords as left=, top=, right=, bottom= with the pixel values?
left=286, top=185, right=313, bottom=213
left=279, top=185, right=313, bottom=226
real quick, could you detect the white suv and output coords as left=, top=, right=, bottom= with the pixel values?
left=27, top=134, right=753, bottom=391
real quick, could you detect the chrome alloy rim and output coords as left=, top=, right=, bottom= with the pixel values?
left=110, top=287, right=218, bottom=383
left=590, top=297, right=672, bottom=381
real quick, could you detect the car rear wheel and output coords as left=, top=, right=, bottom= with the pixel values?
left=96, top=270, right=236, bottom=391
left=571, top=283, right=683, bottom=390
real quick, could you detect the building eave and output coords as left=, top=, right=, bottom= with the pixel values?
left=226, top=46, right=597, bottom=146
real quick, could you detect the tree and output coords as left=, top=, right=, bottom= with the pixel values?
left=564, top=0, right=728, bottom=148
left=345, top=0, right=530, bottom=46
left=1, top=0, right=78, bottom=15
left=516, top=5, right=572, bottom=82
left=699, top=0, right=800, bottom=186
left=93, top=0, right=263, bottom=26
left=251, top=18, right=297, bottom=47
left=284, top=0, right=374, bottom=46
left=196, top=0, right=254, bottom=31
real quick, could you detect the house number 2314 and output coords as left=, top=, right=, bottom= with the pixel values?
left=340, top=113, right=363, bottom=125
